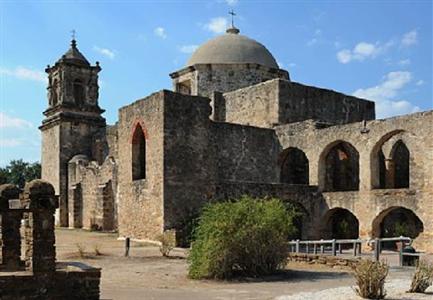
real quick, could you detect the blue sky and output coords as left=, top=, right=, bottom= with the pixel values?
left=0, top=0, right=432, bottom=165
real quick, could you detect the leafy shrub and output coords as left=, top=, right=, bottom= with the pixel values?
left=354, top=259, right=389, bottom=299
left=409, top=260, right=433, bottom=293
left=188, top=196, right=297, bottom=279
left=157, top=230, right=176, bottom=257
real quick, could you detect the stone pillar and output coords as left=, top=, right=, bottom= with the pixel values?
left=102, top=181, right=114, bottom=231
left=21, top=180, right=58, bottom=273
left=385, top=159, right=395, bottom=188
left=68, top=183, right=83, bottom=228
left=0, top=184, right=22, bottom=270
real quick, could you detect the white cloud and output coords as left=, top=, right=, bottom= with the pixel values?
left=307, top=38, right=318, bottom=47
left=179, top=45, right=198, bottom=54
left=353, top=71, right=420, bottom=118
left=0, top=138, right=23, bottom=147
left=336, top=41, right=393, bottom=64
left=416, top=80, right=424, bottom=86
left=398, top=59, right=411, bottom=66
left=93, top=46, right=115, bottom=59
left=225, top=0, right=238, bottom=5
left=154, top=27, right=167, bottom=39
left=0, top=112, right=33, bottom=129
left=204, top=17, right=228, bottom=34
left=401, top=30, right=417, bottom=47
left=0, top=66, right=46, bottom=83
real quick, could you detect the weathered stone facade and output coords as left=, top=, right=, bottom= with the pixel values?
left=40, top=27, right=432, bottom=252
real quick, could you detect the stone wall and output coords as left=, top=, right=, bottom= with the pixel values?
left=170, top=63, right=289, bottom=99
left=117, top=91, right=165, bottom=241
left=220, top=78, right=375, bottom=128
left=213, top=122, right=279, bottom=182
left=275, top=111, right=433, bottom=251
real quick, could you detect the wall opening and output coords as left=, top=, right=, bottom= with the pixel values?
left=372, top=206, right=423, bottom=250
left=279, top=147, right=309, bottom=184
left=176, top=80, right=192, bottom=95
left=51, top=79, right=58, bottom=106
left=285, top=201, right=308, bottom=240
left=131, top=124, right=146, bottom=180
left=321, top=208, right=359, bottom=240
left=73, top=79, right=85, bottom=106
left=322, top=141, right=359, bottom=191
left=376, top=138, right=410, bottom=189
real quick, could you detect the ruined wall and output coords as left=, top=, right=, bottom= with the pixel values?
left=222, top=79, right=280, bottom=127
left=170, top=63, right=289, bottom=99
left=162, top=92, right=216, bottom=235
left=117, top=91, right=165, bottom=241
left=213, top=122, right=279, bottom=182
left=219, top=79, right=375, bottom=129
left=275, top=111, right=433, bottom=251
left=278, top=80, right=375, bottom=125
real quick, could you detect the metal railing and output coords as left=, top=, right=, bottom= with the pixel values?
left=289, top=236, right=422, bottom=267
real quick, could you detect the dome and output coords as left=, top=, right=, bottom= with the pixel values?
left=187, top=28, right=278, bottom=69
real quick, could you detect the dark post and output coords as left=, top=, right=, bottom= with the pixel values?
left=320, top=239, right=325, bottom=254
left=295, top=239, right=300, bottom=253
left=125, top=237, right=130, bottom=257
left=313, top=243, right=317, bottom=254
left=331, top=239, right=337, bottom=256
left=353, top=242, right=357, bottom=256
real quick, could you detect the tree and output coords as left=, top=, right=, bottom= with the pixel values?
left=0, top=159, right=41, bottom=188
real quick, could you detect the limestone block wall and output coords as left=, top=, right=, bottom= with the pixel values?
left=212, top=122, right=279, bottom=182
left=162, top=91, right=215, bottom=234
left=170, top=63, right=289, bottom=99
left=220, top=79, right=375, bottom=129
left=117, top=91, right=165, bottom=241
left=278, top=80, right=375, bottom=125
left=222, top=79, right=280, bottom=127
left=275, top=110, right=433, bottom=252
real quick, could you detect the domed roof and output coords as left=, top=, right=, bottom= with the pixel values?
left=57, top=39, right=90, bottom=66
left=187, top=28, right=278, bottom=69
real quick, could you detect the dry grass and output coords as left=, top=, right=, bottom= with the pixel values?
left=409, top=260, right=433, bottom=293
left=156, top=230, right=176, bottom=257
left=76, top=243, right=86, bottom=258
left=353, top=259, right=389, bottom=299
left=94, top=244, right=103, bottom=256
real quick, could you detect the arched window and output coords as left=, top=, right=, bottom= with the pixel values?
left=279, top=147, right=309, bottom=184
left=131, top=124, right=146, bottom=180
left=322, top=141, right=359, bottom=191
left=376, top=138, right=410, bottom=189
left=392, top=140, right=409, bottom=188
left=73, top=79, right=85, bottom=106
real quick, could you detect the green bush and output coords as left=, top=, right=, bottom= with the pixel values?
left=354, top=259, right=389, bottom=299
left=188, top=196, right=297, bottom=279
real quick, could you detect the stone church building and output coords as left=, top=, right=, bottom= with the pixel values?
left=40, top=25, right=433, bottom=251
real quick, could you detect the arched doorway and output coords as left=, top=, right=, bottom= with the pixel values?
left=279, top=147, right=309, bottom=184
left=321, top=208, right=359, bottom=240
left=372, top=207, right=423, bottom=250
left=376, top=139, right=410, bottom=189
left=321, top=141, right=359, bottom=191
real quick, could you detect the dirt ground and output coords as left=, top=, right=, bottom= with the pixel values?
left=55, top=229, right=431, bottom=300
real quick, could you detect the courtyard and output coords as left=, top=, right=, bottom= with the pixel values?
left=55, top=228, right=433, bottom=300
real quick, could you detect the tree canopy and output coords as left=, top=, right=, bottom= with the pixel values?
left=0, top=159, right=41, bottom=188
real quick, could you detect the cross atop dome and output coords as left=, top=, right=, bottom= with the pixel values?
left=227, top=10, right=240, bottom=34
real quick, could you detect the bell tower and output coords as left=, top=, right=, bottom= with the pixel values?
left=40, top=37, right=106, bottom=226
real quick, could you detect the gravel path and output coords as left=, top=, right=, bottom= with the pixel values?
left=275, top=279, right=433, bottom=300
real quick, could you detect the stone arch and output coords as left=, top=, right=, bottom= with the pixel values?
left=320, top=207, right=359, bottom=239
left=372, top=206, right=424, bottom=249
left=279, top=147, right=309, bottom=184
left=371, top=130, right=412, bottom=189
left=73, top=79, right=85, bottom=106
left=131, top=123, right=147, bottom=180
left=319, top=141, right=359, bottom=191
